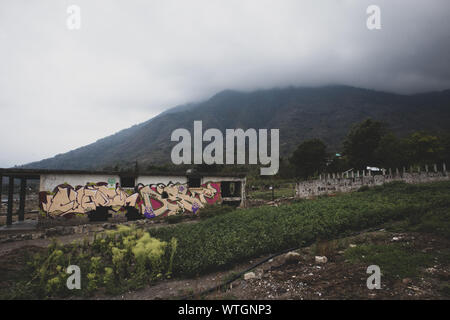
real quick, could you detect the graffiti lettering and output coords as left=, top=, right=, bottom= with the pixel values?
left=39, top=181, right=221, bottom=218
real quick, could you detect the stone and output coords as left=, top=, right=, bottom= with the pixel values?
left=45, top=228, right=58, bottom=237
left=402, top=278, right=412, bottom=285
left=315, top=256, right=328, bottom=264
left=244, top=272, right=256, bottom=280
left=284, top=251, right=301, bottom=264
left=32, top=233, right=41, bottom=240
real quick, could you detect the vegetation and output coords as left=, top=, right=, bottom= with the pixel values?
left=343, top=119, right=387, bottom=170
left=247, top=186, right=295, bottom=200
left=149, top=181, right=450, bottom=277
left=343, top=119, right=450, bottom=171
left=3, top=181, right=450, bottom=299
left=290, top=139, right=328, bottom=179
left=344, top=244, right=436, bottom=279
left=1, top=226, right=177, bottom=299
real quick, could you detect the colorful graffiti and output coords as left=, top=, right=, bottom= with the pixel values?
left=39, top=181, right=221, bottom=218
left=138, top=182, right=220, bottom=218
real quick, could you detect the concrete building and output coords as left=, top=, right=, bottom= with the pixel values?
left=0, top=168, right=246, bottom=226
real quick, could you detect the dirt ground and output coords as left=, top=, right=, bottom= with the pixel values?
left=204, top=231, right=450, bottom=300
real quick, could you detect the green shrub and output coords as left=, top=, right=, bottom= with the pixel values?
left=199, top=204, right=234, bottom=219
left=166, top=214, right=184, bottom=224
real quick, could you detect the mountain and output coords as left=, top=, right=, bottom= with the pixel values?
left=23, top=85, right=450, bottom=170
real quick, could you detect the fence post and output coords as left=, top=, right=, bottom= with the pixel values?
left=0, top=175, right=2, bottom=212
left=18, top=178, right=26, bottom=222
left=7, top=176, right=14, bottom=226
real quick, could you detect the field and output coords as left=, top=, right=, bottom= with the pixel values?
left=0, top=181, right=449, bottom=299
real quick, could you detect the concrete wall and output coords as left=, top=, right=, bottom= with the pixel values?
left=136, top=175, right=187, bottom=186
left=202, top=176, right=246, bottom=205
left=40, top=174, right=120, bottom=191
left=296, top=166, right=449, bottom=199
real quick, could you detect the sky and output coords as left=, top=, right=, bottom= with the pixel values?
left=1, top=0, right=450, bottom=167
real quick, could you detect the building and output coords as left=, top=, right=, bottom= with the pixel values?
left=0, top=168, right=246, bottom=226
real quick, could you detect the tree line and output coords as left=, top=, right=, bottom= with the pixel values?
left=287, top=118, right=450, bottom=180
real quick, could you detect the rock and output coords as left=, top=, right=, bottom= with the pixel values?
left=349, top=244, right=357, bottom=248
left=402, top=278, right=412, bottom=285
left=22, top=234, right=32, bottom=240
left=284, top=251, right=301, bottom=264
left=392, top=236, right=401, bottom=241
left=315, top=256, right=328, bottom=264
left=244, top=272, right=256, bottom=280
left=32, top=233, right=41, bottom=240
left=425, top=267, right=436, bottom=274
left=45, top=228, right=58, bottom=237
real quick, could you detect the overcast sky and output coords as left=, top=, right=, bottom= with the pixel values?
left=1, top=0, right=449, bottom=167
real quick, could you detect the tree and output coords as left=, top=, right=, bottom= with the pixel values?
left=373, top=132, right=408, bottom=169
left=343, top=119, right=387, bottom=170
left=326, top=154, right=350, bottom=173
left=290, top=139, right=328, bottom=179
left=406, top=131, right=444, bottom=166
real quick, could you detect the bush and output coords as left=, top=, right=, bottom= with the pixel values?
left=198, top=204, right=235, bottom=219
left=166, top=214, right=184, bottom=224
left=11, top=226, right=178, bottom=298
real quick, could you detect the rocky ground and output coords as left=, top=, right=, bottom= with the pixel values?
left=204, top=230, right=450, bottom=300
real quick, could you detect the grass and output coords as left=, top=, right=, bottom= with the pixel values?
left=385, top=205, right=450, bottom=241
left=247, top=186, right=295, bottom=200
left=344, top=243, right=435, bottom=279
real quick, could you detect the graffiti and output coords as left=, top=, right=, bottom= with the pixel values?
left=39, top=181, right=221, bottom=218
left=39, top=182, right=139, bottom=218
left=138, top=182, right=221, bottom=218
